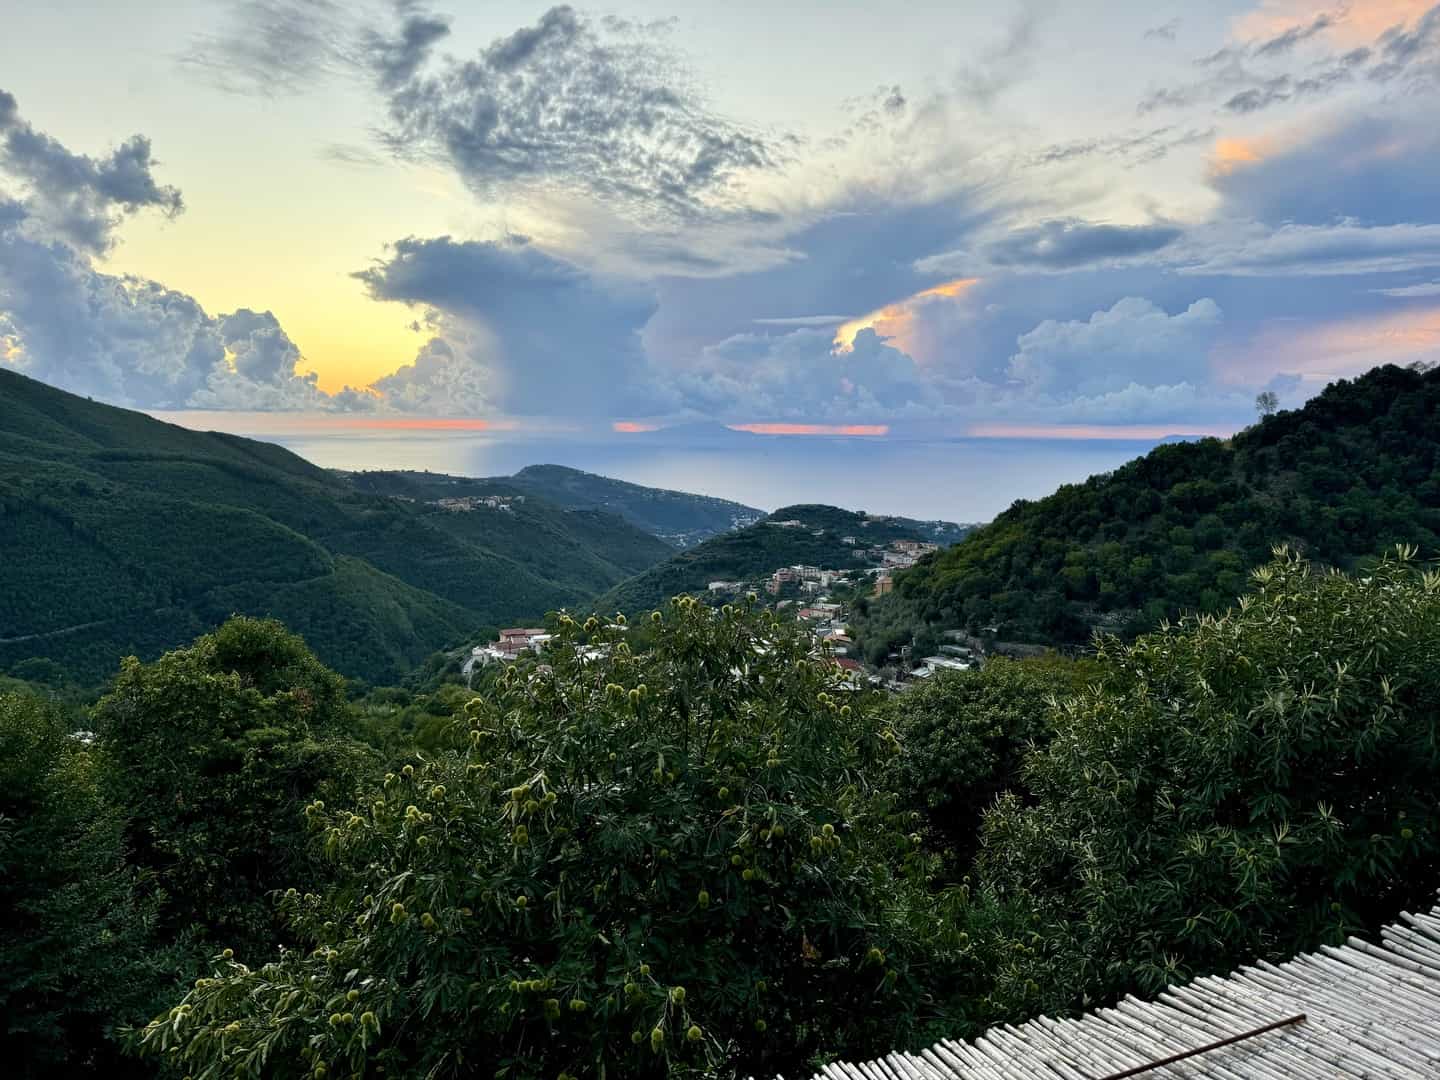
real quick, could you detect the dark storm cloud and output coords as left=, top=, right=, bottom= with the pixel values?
left=354, top=234, right=669, bottom=416
left=983, top=220, right=1183, bottom=269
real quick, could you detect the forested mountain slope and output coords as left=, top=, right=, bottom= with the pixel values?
left=856, top=363, right=1440, bottom=657
left=336, top=469, right=674, bottom=596
left=501, top=463, right=765, bottom=546
left=595, top=503, right=975, bottom=614
left=0, top=371, right=673, bottom=682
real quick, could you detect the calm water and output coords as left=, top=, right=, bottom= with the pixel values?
left=235, top=427, right=1166, bottom=523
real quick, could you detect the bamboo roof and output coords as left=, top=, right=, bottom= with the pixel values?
left=787, top=904, right=1440, bottom=1079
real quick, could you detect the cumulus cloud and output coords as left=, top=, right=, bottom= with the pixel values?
left=981, top=219, right=1183, bottom=270
left=353, top=234, right=669, bottom=416
left=0, top=88, right=183, bottom=253
left=0, top=213, right=332, bottom=408
left=1007, top=296, right=1224, bottom=395
left=0, top=94, right=367, bottom=411
left=677, top=326, right=942, bottom=421
left=370, top=335, right=495, bottom=414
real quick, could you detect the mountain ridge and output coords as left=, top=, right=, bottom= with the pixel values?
left=0, top=370, right=677, bottom=682
left=854, top=362, right=1440, bottom=660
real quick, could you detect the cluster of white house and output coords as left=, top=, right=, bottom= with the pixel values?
left=471, top=626, right=551, bottom=665
left=433, top=494, right=526, bottom=513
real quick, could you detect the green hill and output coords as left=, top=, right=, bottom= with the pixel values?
left=340, top=470, right=675, bottom=594
left=855, top=363, right=1440, bottom=660
left=501, top=463, right=765, bottom=547
left=594, top=504, right=976, bottom=615
left=0, top=371, right=675, bottom=683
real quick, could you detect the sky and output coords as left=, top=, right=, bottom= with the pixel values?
left=2, top=0, right=1440, bottom=442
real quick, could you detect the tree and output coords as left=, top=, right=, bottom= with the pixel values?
left=1255, top=390, right=1280, bottom=418
left=139, top=599, right=946, bottom=1079
left=94, top=617, right=375, bottom=956
left=883, top=656, right=1096, bottom=868
left=974, top=549, right=1440, bottom=1022
left=0, top=691, right=169, bottom=1076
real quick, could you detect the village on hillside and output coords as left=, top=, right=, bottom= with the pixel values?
left=464, top=524, right=984, bottom=690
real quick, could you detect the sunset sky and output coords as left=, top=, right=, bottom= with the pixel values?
left=2, top=0, right=1439, bottom=437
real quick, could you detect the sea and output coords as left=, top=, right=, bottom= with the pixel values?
left=154, top=412, right=1181, bottom=523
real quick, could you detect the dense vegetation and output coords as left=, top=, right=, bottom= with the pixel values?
left=94, top=618, right=377, bottom=957
left=7, top=547, right=1440, bottom=1076
left=882, top=656, right=1097, bottom=868
left=338, top=470, right=674, bottom=595
left=858, top=363, right=1440, bottom=654
left=0, top=370, right=677, bottom=683
left=502, top=464, right=765, bottom=547
left=970, top=548, right=1440, bottom=1020
left=11, top=364, right=1440, bottom=1077
left=138, top=601, right=942, bottom=1078
left=0, top=691, right=163, bottom=1076
left=596, top=504, right=973, bottom=614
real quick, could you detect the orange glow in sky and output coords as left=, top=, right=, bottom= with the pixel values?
left=1209, top=136, right=1270, bottom=177
left=968, top=422, right=1238, bottom=440
left=833, top=278, right=980, bottom=355
left=1215, top=304, right=1440, bottom=386
left=612, top=421, right=658, bottom=432
left=1233, top=0, right=1433, bottom=48
left=728, top=423, right=890, bottom=436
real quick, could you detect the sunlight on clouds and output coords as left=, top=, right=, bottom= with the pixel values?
left=1209, top=137, right=1271, bottom=177
left=612, top=421, right=658, bottom=432
left=1217, top=305, right=1440, bottom=386
left=1231, top=0, right=1434, bottom=47
left=833, top=278, right=980, bottom=356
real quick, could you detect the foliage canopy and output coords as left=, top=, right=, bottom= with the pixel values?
left=139, top=600, right=944, bottom=1078
left=973, top=548, right=1440, bottom=1019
